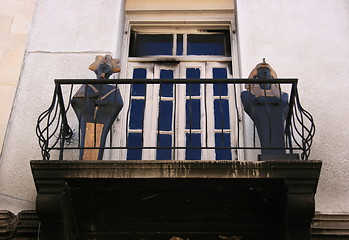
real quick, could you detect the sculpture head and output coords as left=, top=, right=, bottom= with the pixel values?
left=248, top=58, right=277, bottom=79
left=257, top=66, right=272, bottom=79
left=245, top=58, right=281, bottom=98
left=89, top=55, right=121, bottom=79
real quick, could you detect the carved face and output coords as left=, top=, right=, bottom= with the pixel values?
left=257, top=67, right=272, bottom=79
left=96, top=63, right=112, bottom=79
left=256, top=67, right=272, bottom=90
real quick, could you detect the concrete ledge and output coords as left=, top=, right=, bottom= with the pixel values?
left=312, top=213, right=349, bottom=239
left=30, top=160, right=322, bottom=240
left=31, top=160, right=322, bottom=179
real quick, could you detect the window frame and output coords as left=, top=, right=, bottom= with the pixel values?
left=112, top=10, right=244, bottom=160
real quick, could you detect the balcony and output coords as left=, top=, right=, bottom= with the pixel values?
left=36, top=78, right=314, bottom=161
left=31, top=78, right=321, bottom=240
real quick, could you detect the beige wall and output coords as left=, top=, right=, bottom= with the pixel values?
left=0, top=0, right=36, bottom=155
left=0, top=0, right=125, bottom=214
left=126, top=0, right=233, bottom=11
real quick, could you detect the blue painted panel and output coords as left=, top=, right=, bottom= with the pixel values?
left=160, top=69, right=174, bottom=97
left=186, top=68, right=200, bottom=96
left=215, top=133, right=232, bottom=160
left=158, top=101, right=173, bottom=131
left=186, top=133, right=201, bottom=160
left=214, top=99, right=230, bottom=129
left=132, top=68, right=146, bottom=96
left=129, top=99, right=145, bottom=129
left=186, top=99, right=201, bottom=129
left=133, top=68, right=147, bottom=79
left=187, top=34, right=226, bottom=55
left=213, top=67, right=228, bottom=79
left=134, top=34, right=173, bottom=56
left=213, top=68, right=228, bottom=96
left=127, top=133, right=142, bottom=160
left=127, top=68, right=147, bottom=160
left=156, top=134, right=172, bottom=160
left=132, top=84, right=146, bottom=96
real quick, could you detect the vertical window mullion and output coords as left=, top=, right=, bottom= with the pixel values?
left=183, top=34, right=188, bottom=56
left=157, top=84, right=162, bottom=148
left=173, top=34, right=177, bottom=56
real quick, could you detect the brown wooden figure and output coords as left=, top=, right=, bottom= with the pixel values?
left=71, top=55, right=123, bottom=160
left=241, top=59, right=290, bottom=158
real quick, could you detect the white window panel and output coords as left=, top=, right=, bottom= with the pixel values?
left=113, top=19, right=242, bottom=160
left=112, top=61, right=239, bottom=160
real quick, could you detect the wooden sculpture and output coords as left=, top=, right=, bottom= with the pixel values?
left=71, top=55, right=123, bottom=160
left=241, top=59, right=289, bottom=158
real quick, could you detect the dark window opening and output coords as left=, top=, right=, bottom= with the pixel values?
left=129, top=32, right=173, bottom=56
left=187, top=32, right=230, bottom=56
left=129, top=30, right=231, bottom=57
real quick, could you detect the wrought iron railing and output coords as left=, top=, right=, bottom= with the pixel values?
left=36, top=78, right=314, bottom=161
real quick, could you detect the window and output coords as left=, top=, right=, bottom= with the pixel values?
left=122, top=61, right=237, bottom=161
left=129, top=31, right=231, bottom=57
left=113, top=15, right=241, bottom=161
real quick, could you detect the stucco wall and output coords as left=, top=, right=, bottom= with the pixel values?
left=126, top=0, right=233, bottom=10
left=1, top=0, right=349, bottom=215
left=0, top=0, right=37, bottom=155
left=236, top=0, right=349, bottom=212
left=0, top=0, right=125, bottom=213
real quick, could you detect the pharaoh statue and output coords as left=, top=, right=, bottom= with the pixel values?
left=71, top=55, right=123, bottom=160
left=241, top=59, right=289, bottom=158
